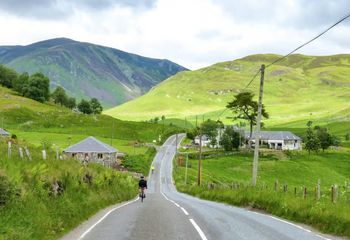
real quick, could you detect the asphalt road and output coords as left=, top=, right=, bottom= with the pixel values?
left=64, top=134, right=342, bottom=240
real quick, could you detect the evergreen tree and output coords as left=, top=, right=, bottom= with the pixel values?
left=51, top=86, right=68, bottom=106
left=90, top=98, right=103, bottom=114
left=315, top=126, right=333, bottom=152
left=201, top=119, right=219, bottom=147
left=24, top=73, right=50, bottom=103
left=226, top=92, right=269, bottom=147
left=0, top=65, right=18, bottom=88
left=219, top=126, right=241, bottom=151
left=78, top=99, right=92, bottom=114
left=12, top=72, right=29, bottom=96
left=66, top=97, right=76, bottom=109
left=304, top=121, right=320, bottom=154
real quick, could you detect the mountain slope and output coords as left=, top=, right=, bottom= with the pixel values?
left=105, top=54, right=350, bottom=127
left=0, top=38, right=187, bottom=107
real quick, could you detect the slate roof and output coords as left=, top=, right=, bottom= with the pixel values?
left=0, top=128, right=10, bottom=136
left=244, top=131, right=301, bottom=141
left=63, top=136, right=117, bottom=153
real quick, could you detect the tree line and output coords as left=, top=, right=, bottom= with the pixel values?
left=304, top=121, right=339, bottom=154
left=185, top=91, right=342, bottom=153
left=0, top=64, right=103, bottom=114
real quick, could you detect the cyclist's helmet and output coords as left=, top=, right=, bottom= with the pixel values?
left=140, top=175, right=144, bottom=179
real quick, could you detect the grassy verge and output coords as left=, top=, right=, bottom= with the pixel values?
left=121, top=147, right=157, bottom=176
left=0, top=140, right=137, bottom=240
left=173, top=149, right=350, bottom=237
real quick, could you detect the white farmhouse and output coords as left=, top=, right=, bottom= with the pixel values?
left=246, top=131, right=302, bottom=150
left=194, top=135, right=211, bottom=147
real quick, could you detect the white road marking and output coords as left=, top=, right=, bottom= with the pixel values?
left=78, top=197, right=139, bottom=240
left=251, top=211, right=332, bottom=240
left=316, top=234, right=332, bottom=240
left=181, top=207, right=189, bottom=215
left=189, top=219, right=208, bottom=240
left=159, top=136, right=208, bottom=240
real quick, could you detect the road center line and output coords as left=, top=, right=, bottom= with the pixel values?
left=78, top=197, right=139, bottom=240
left=189, top=219, right=208, bottom=240
left=181, top=207, right=189, bottom=215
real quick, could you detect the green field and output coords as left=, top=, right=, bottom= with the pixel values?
left=0, top=139, right=137, bottom=240
left=0, top=86, right=166, bottom=239
left=0, top=87, right=181, bottom=156
left=105, top=54, right=350, bottom=135
left=174, top=149, right=350, bottom=237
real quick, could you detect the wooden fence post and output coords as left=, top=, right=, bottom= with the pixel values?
left=303, top=187, right=307, bottom=199
left=42, top=150, right=47, bottom=160
left=25, top=147, right=32, bottom=161
left=283, top=183, right=288, bottom=193
left=7, top=141, right=11, bottom=159
left=331, top=185, right=338, bottom=203
left=274, top=179, right=279, bottom=191
left=294, top=187, right=297, bottom=196
left=18, top=147, right=24, bottom=159
left=317, top=179, right=321, bottom=201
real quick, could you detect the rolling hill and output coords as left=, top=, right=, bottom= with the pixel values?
left=0, top=86, right=180, bottom=153
left=0, top=38, right=187, bottom=107
left=105, top=54, right=350, bottom=129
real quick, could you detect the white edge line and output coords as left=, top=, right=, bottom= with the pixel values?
left=181, top=207, right=189, bottom=215
left=174, top=202, right=180, bottom=207
left=251, top=211, right=332, bottom=240
left=78, top=197, right=139, bottom=240
left=189, top=219, right=208, bottom=240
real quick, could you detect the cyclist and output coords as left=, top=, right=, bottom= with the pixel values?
left=139, top=175, right=147, bottom=199
left=151, top=165, right=155, bottom=174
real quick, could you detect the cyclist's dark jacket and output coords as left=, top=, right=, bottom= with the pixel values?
left=139, top=179, right=147, bottom=189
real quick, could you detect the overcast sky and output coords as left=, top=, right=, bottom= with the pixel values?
left=0, top=0, right=349, bottom=69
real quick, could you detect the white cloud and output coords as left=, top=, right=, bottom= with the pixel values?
left=0, top=0, right=350, bottom=69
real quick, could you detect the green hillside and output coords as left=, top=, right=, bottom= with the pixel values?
left=105, top=54, right=350, bottom=130
left=0, top=86, right=179, bottom=154
left=0, top=38, right=187, bottom=107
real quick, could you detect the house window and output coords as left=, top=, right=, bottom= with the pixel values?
left=98, top=153, right=103, bottom=159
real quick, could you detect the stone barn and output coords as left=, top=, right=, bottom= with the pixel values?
left=0, top=128, right=10, bottom=137
left=63, top=136, right=118, bottom=167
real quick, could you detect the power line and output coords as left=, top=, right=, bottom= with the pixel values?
left=242, top=12, right=350, bottom=89
left=216, top=108, right=228, bottom=120
left=212, top=13, right=350, bottom=123
left=242, top=68, right=261, bottom=90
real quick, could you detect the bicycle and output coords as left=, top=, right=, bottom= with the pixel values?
left=140, top=187, right=146, bottom=202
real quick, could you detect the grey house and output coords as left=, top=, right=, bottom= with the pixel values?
left=0, top=128, right=10, bottom=137
left=63, top=136, right=118, bottom=166
left=245, top=131, right=302, bottom=150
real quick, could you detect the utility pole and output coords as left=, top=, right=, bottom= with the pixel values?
left=111, top=119, right=114, bottom=146
left=252, top=64, right=265, bottom=187
left=175, top=134, right=178, bottom=151
left=198, top=129, right=202, bottom=186
left=196, top=115, right=198, bottom=128
left=185, top=152, right=189, bottom=185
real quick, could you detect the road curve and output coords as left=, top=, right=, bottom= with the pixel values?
left=63, top=135, right=342, bottom=240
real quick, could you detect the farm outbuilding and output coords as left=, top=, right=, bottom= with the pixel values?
left=63, top=136, right=118, bottom=167
left=0, top=128, right=10, bottom=137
